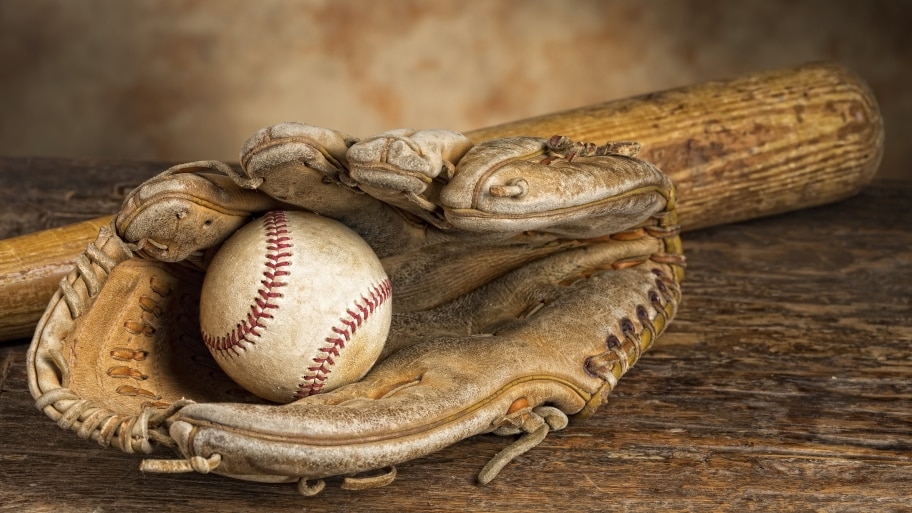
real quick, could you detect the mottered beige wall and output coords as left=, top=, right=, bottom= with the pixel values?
left=1, top=0, right=909, bottom=178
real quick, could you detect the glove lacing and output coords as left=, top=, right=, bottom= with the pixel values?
left=479, top=405, right=569, bottom=485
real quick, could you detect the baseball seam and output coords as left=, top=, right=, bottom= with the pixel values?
left=295, top=278, right=392, bottom=398
left=201, top=210, right=290, bottom=355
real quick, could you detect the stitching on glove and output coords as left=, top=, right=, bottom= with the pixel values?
left=583, top=266, right=680, bottom=390
left=111, top=271, right=176, bottom=408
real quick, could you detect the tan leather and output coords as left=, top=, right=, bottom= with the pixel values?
left=28, top=124, right=684, bottom=495
left=115, top=161, right=285, bottom=263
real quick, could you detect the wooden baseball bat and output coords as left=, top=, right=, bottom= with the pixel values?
left=0, top=62, right=883, bottom=341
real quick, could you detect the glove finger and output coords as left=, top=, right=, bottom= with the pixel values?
left=346, top=129, right=473, bottom=224
left=237, top=123, right=450, bottom=258
left=441, top=137, right=674, bottom=237
left=381, top=232, right=577, bottom=313
left=237, top=122, right=359, bottom=206
left=384, top=233, right=668, bottom=356
left=383, top=144, right=678, bottom=315
left=116, top=161, right=284, bottom=262
left=383, top=188, right=682, bottom=357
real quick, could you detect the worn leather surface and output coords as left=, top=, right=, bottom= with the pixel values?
left=27, top=123, right=684, bottom=493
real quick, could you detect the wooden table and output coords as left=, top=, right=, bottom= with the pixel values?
left=1, top=157, right=910, bottom=512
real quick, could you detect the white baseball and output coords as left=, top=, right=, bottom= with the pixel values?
left=199, top=210, right=392, bottom=403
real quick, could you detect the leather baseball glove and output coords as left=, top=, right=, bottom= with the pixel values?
left=27, top=124, right=684, bottom=495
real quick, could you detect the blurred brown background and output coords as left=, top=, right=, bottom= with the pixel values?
left=1, top=0, right=909, bottom=178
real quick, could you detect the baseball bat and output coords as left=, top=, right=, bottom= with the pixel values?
left=0, top=62, right=883, bottom=341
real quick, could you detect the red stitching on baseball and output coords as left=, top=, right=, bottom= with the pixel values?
left=295, top=278, right=392, bottom=398
left=201, top=211, right=291, bottom=354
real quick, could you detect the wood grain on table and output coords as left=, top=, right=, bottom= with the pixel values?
left=0, top=157, right=910, bottom=512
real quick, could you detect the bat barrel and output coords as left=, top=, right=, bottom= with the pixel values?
left=0, top=216, right=113, bottom=341
left=467, top=62, right=884, bottom=231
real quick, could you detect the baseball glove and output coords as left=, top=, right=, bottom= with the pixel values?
left=27, top=123, right=684, bottom=495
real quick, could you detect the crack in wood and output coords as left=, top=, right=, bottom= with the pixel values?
left=0, top=348, right=15, bottom=401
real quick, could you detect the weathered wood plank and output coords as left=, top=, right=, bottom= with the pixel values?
left=0, top=156, right=166, bottom=237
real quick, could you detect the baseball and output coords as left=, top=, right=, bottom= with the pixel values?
left=199, top=210, right=392, bottom=403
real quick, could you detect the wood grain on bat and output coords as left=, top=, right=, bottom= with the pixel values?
left=467, top=62, right=884, bottom=230
left=0, top=216, right=113, bottom=340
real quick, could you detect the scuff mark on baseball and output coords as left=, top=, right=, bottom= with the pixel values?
left=199, top=210, right=392, bottom=403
